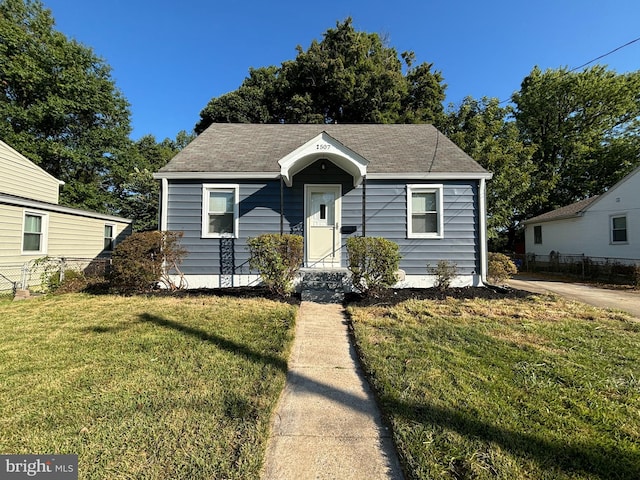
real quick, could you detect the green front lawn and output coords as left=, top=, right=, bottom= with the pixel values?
left=348, top=294, right=640, bottom=480
left=0, top=294, right=296, bottom=479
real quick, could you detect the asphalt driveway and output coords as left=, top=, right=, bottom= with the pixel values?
left=508, top=275, right=640, bottom=320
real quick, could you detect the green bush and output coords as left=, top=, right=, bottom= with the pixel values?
left=347, top=237, right=401, bottom=296
left=247, top=234, right=303, bottom=297
left=31, top=257, right=106, bottom=294
left=488, top=252, right=518, bottom=284
left=110, top=231, right=186, bottom=293
left=428, top=260, right=458, bottom=290
left=54, top=269, right=89, bottom=294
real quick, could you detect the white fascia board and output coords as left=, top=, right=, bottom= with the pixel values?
left=0, top=193, right=132, bottom=223
left=367, top=172, right=493, bottom=181
left=153, top=171, right=280, bottom=180
left=278, top=132, right=369, bottom=187
left=579, top=165, right=640, bottom=213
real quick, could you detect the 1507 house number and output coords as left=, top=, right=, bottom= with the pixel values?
left=316, top=143, right=331, bottom=150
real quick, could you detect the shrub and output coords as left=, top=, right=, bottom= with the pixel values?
left=110, top=231, right=186, bottom=293
left=347, top=237, right=401, bottom=296
left=488, top=252, right=518, bottom=284
left=428, top=260, right=458, bottom=290
left=31, top=257, right=108, bottom=294
left=247, top=234, right=303, bottom=297
left=54, top=269, right=89, bottom=294
left=31, top=256, right=64, bottom=292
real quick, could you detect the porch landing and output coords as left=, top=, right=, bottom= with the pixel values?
left=299, top=268, right=350, bottom=303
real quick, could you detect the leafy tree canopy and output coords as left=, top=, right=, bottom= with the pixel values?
left=196, top=18, right=446, bottom=132
left=114, top=132, right=194, bottom=232
left=442, top=97, right=535, bottom=238
left=512, top=65, right=640, bottom=216
left=0, top=0, right=131, bottom=212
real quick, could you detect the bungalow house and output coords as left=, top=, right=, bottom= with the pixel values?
left=0, top=139, right=132, bottom=291
left=524, top=166, right=640, bottom=262
left=154, top=124, right=492, bottom=293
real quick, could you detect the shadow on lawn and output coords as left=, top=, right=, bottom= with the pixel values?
left=138, top=313, right=387, bottom=420
left=386, top=397, right=639, bottom=480
left=138, top=313, right=288, bottom=371
left=137, top=312, right=638, bottom=478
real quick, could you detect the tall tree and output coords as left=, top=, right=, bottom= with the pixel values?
left=115, top=132, right=194, bottom=232
left=0, top=0, right=131, bottom=212
left=513, top=65, right=640, bottom=216
left=442, top=97, right=535, bottom=241
left=196, top=18, right=446, bottom=132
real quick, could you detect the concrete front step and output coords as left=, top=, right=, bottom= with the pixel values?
left=300, top=289, right=345, bottom=303
left=300, top=270, right=349, bottom=304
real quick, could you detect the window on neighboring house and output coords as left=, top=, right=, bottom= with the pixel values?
left=534, top=225, right=542, bottom=244
left=611, top=215, right=628, bottom=243
left=202, top=185, right=239, bottom=238
left=104, top=224, right=115, bottom=251
left=407, top=185, right=444, bottom=238
left=23, top=212, right=47, bottom=253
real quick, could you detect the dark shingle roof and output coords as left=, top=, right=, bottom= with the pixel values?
left=524, top=196, right=600, bottom=224
left=157, top=123, right=488, bottom=175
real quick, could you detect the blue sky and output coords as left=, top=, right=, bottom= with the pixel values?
left=42, top=0, right=640, bottom=141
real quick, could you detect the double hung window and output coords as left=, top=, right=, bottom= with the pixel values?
left=104, top=224, right=115, bottom=251
left=407, top=185, right=443, bottom=238
left=202, top=185, right=239, bottom=238
left=611, top=216, right=627, bottom=243
left=23, top=212, right=47, bottom=254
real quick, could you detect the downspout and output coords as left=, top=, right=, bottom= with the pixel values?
left=479, top=177, right=488, bottom=285
left=361, top=175, right=367, bottom=237
left=160, top=178, right=169, bottom=231
left=280, top=176, right=284, bottom=235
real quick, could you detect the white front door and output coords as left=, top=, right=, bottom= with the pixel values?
left=305, top=185, right=341, bottom=267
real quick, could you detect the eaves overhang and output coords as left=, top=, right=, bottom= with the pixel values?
left=278, top=132, right=369, bottom=187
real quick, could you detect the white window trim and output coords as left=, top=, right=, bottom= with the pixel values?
left=610, top=214, right=628, bottom=244
left=21, top=210, right=49, bottom=255
left=407, top=184, right=444, bottom=239
left=104, top=223, right=116, bottom=251
left=201, top=184, right=240, bottom=239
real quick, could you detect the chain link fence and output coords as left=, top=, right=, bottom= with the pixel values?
left=0, top=257, right=111, bottom=299
left=513, top=252, right=640, bottom=286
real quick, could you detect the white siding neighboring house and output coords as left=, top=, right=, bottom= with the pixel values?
left=524, top=166, right=640, bottom=262
left=0, top=140, right=132, bottom=290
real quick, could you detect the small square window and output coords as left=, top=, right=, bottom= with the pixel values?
left=202, top=185, right=239, bottom=238
left=534, top=225, right=542, bottom=244
left=407, top=185, right=443, bottom=238
left=611, top=216, right=627, bottom=243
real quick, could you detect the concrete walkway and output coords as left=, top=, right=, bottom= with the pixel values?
left=508, top=275, right=640, bottom=320
left=261, top=302, right=404, bottom=480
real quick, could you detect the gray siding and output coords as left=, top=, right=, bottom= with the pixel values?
left=166, top=162, right=479, bottom=276
left=362, top=180, right=479, bottom=275
left=167, top=180, right=287, bottom=275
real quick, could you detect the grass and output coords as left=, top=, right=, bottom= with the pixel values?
left=348, top=293, right=640, bottom=480
left=0, top=293, right=297, bottom=479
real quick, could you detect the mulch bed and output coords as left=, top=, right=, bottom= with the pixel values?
left=344, top=286, right=533, bottom=307
left=81, top=281, right=536, bottom=307
left=162, top=285, right=534, bottom=307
